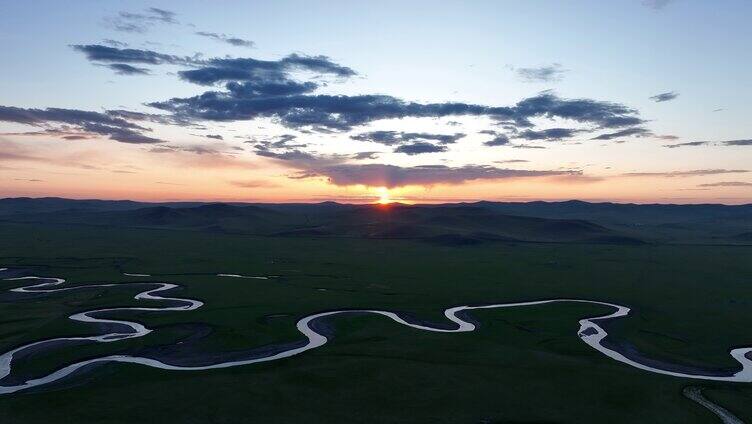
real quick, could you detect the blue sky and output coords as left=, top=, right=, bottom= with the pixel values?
left=1, top=0, right=751, bottom=203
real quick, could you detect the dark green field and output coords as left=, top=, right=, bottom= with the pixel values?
left=1, top=218, right=751, bottom=423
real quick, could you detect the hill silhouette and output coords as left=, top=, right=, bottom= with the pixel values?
left=3, top=197, right=751, bottom=245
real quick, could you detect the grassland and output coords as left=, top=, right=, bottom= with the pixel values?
left=1, top=221, right=751, bottom=423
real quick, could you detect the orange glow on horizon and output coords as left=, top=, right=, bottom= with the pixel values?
left=376, top=187, right=392, bottom=204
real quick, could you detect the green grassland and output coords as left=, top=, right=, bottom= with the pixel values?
left=1, top=221, right=752, bottom=423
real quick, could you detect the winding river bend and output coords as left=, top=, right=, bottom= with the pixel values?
left=1, top=268, right=751, bottom=395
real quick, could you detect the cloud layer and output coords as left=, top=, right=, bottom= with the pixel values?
left=0, top=106, right=162, bottom=144
left=293, top=163, right=572, bottom=188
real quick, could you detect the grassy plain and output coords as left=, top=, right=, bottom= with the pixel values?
left=1, top=221, right=751, bottom=423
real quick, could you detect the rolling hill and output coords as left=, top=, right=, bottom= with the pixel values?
left=2, top=197, right=751, bottom=245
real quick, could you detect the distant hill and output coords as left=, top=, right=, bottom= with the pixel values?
left=2, top=203, right=287, bottom=235
left=0, top=197, right=206, bottom=216
left=463, top=200, right=752, bottom=226
left=2, top=197, right=751, bottom=245
left=274, top=204, right=643, bottom=245
left=0, top=198, right=646, bottom=245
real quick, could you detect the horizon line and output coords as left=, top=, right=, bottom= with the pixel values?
left=2, top=196, right=751, bottom=207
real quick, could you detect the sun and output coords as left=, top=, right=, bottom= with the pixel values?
left=376, top=187, right=392, bottom=204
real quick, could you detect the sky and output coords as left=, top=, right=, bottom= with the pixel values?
left=1, top=0, right=751, bottom=204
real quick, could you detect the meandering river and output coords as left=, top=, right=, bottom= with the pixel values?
left=1, top=268, right=751, bottom=395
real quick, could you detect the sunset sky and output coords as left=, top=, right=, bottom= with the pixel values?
left=1, top=0, right=751, bottom=204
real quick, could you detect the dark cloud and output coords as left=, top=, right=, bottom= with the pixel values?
left=106, top=109, right=188, bottom=126
left=511, top=92, right=644, bottom=128
left=698, top=181, right=752, bottom=187
left=104, top=8, right=178, bottom=33
left=0, top=105, right=162, bottom=144
left=649, top=91, right=679, bottom=102
left=591, top=127, right=652, bottom=140
left=255, top=148, right=346, bottom=166
left=74, top=46, right=643, bottom=135
left=151, top=90, right=644, bottom=133
left=195, top=32, right=255, bottom=48
left=351, top=131, right=465, bottom=146
left=271, top=134, right=298, bottom=145
left=663, top=141, right=707, bottom=148
left=171, top=145, right=219, bottom=155
left=177, top=54, right=355, bottom=86
left=205, top=134, right=224, bottom=140
left=351, top=151, right=380, bottom=160
left=516, top=64, right=567, bottom=83
left=517, top=128, right=581, bottom=141
left=350, top=130, right=402, bottom=145
left=481, top=131, right=510, bottom=146
left=494, top=159, right=530, bottom=164
left=663, top=139, right=752, bottom=148
left=72, top=44, right=188, bottom=65
left=64, top=45, right=651, bottom=163
left=511, top=144, right=546, bottom=149
left=252, top=134, right=308, bottom=152
left=721, top=139, right=752, bottom=146
left=0, top=128, right=97, bottom=140
left=106, top=63, right=151, bottom=75
left=623, top=169, right=748, bottom=177
left=393, top=142, right=448, bottom=155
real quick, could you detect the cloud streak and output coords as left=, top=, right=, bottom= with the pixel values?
left=104, top=8, right=179, bottom=33
left=649, top=91, right=679, bottom=102
left=195, top=32, right=255, bottom=48
left=591, top=127, right=652, bottom=140
left=517, top=127, right=582, bottom=141
left=663, top=139, right=752, bottom=148
left=698, top=181, right=752, bottom=187
left=106, top=63, right=151, bottom=75
left=663, top=141, right=707, bottom=148
left=516, top=64, right=567, bottom=83
left=72, top=44, right=190, bottom=65
left=623, top=169, right=748, bottom=178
